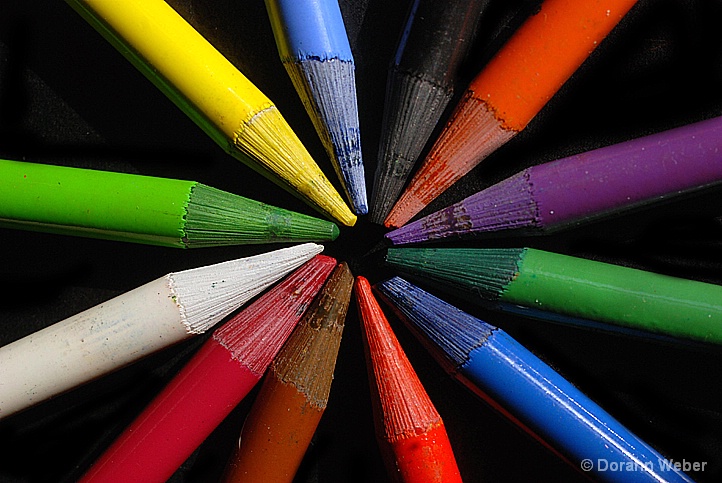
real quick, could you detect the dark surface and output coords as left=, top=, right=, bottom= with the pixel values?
left=1, top=1, right=722, bottom=482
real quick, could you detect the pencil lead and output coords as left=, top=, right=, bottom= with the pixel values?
left=265, top=0, right=367, bottom=215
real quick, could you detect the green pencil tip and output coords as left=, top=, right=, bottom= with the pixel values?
left=331, top=223, right=340, bottom=241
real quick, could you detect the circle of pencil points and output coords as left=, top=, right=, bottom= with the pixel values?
left=2, top=1, right=718, bottom=482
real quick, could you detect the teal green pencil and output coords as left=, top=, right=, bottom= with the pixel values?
left=386, top=247, right=722, bottom=344
left=0, top=159, right=339, bottom=247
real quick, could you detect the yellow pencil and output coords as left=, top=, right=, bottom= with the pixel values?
left=66, top=0, right=356, bottom=227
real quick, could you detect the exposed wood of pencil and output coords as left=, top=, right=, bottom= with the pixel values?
left=369, top=0, right=487, bottom=224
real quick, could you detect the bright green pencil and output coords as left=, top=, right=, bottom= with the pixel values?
left=386, top=247, right=722, bottom=344
left=0, top=159, right=339, bottom=247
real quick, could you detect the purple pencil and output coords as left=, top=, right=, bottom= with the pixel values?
left=386, top=115, right=722, bottom=245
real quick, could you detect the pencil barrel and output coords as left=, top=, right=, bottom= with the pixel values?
left=505, top=248, right=722, bottom=344
left=0, top=277, right=186, bottom=419
left=463, top=331, right=694, bottom=483
left=79, top=341, right=260, bottom=483
left=471, top=0, right=639, bottom=131
left=264, top=0, right=353, bottom=62
left=0, top=159, right=191, bottom=247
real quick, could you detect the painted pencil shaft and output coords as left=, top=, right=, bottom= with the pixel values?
left=0, top=243, right=323, bottom=420
left=356, top=277, right=462, bottom=483
left=370, top=0, right=487, bottom=224
left=223, top=263, right=353, bottom=483
left=80, top=255, right=336, bottom=483
left=387, top=247, right=722, bottom=344
left=385, top=0, right=638, bottom=228
left=0, top=159, right=339, bottom=247
left=386, top=115, right=722, bottom=244
left=66, top=0, right=356, bottom=226
left=374, top=277, right=694, bottom=483
left=265, top=0, right=367, bottom=215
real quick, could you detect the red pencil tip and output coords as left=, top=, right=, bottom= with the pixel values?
left=355, top=277, right=441, bottom=440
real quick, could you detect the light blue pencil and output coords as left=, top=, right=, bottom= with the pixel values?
left=264, top=0, right=367, bottom=215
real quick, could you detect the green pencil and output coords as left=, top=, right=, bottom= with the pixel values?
left=386, top=247, right=722, bottom=345
left=0, top=159, right=339, bottom=247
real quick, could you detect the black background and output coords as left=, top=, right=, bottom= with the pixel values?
left=2, top=0, right=722, bottom=481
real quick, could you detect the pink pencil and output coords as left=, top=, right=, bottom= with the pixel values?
left=79, top=255, right=337, bottom=483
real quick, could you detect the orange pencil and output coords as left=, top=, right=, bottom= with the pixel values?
left=385, top=0, right=639, bottom=228
left=355, top=277, right=463, bottom=483
left=222, top=263, right=354, bottom=483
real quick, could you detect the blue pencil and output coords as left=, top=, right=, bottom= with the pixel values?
left=374, top=277, right=694, bottom=483
left=264, top=0, right=367, bottom=215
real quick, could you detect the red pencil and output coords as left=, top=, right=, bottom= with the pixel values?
left=355, top=276, right=463, bottom=483
left=384, top=0, right=639, bottom=227
left=78, top=254, right=337, bottom=483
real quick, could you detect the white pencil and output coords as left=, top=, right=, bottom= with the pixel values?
left=0, top=243, right=323, bottom=419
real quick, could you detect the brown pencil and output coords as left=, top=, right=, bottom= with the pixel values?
left=221, top=262, right=354, bottom=483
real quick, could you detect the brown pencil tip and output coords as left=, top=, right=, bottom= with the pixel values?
left=272, top=262, right=354, bottom=408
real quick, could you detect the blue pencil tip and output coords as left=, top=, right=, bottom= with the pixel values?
left=285, top=57, right=368, bottom=215
left=374, top=277, right=494, bottom=368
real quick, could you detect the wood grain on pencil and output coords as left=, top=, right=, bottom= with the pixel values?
left=66, top=0, right=356, bottom=226
left=222, top=262, right=353, bottom=483
left=356, top=276, right=462, bottom=483
left=79, top=255, right=336, bottom=483
left=0, top=243, right=323, bottom=420
left=385, top=0, right=639, bottom=228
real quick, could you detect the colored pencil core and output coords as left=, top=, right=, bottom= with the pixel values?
left=66, top=0, right=356, bottom=226
left=384, top=0, right=639, bottom=228
left=356, top=276, right=462, bottom=483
